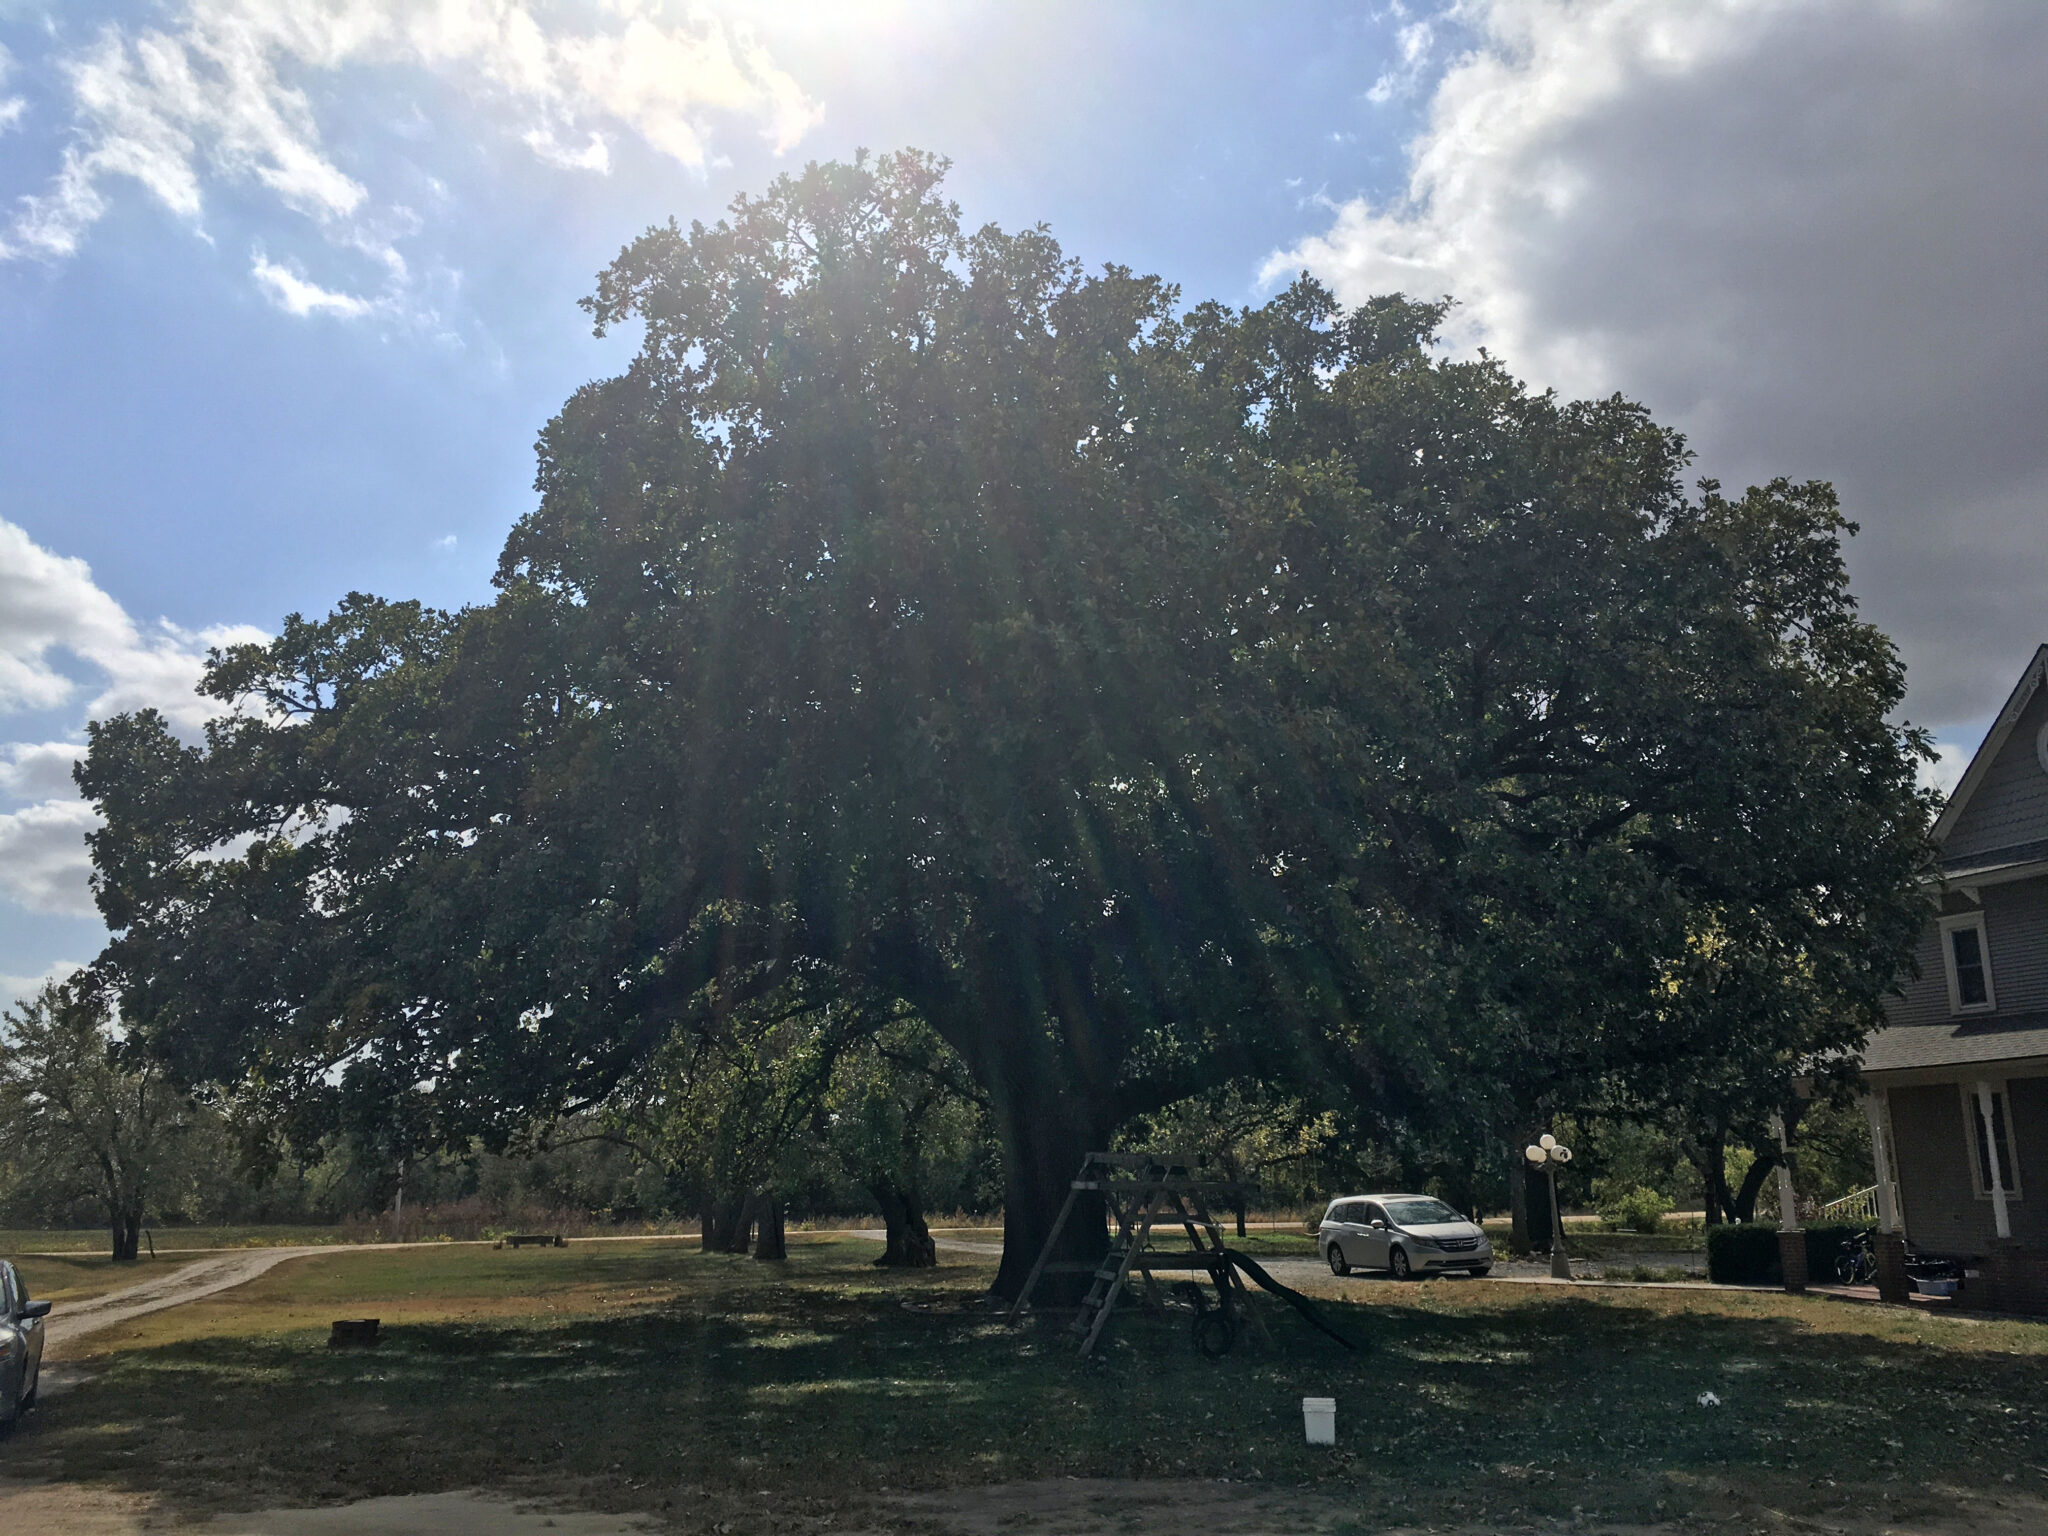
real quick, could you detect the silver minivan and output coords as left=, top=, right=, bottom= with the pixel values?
left=1, top=1259, right=50, bottom=1431
left=1318, top=1194, right=1492, bottom=1279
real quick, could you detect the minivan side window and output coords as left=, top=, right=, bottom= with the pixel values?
left=0, top=1262, right=15, bottom=1317
left=1363, top=1203, right=1387, bottom=1226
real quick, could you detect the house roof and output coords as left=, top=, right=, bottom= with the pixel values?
left=1862, top=1011, right=2048, bottom=1076
left=1942, top=837, right=2048, bottom=881
left=1931, top=642, right=2048, bottom=849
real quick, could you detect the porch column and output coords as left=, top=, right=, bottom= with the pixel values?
left=1861, top=1091, right=1911, bottom=1302
left=1860, top=1092, right=1901, bottom=1233
left=1975, top=1080, right=2014, bottom=1240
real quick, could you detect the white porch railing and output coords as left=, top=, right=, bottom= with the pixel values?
left=1819, top=1185, right=1879, bottom=1224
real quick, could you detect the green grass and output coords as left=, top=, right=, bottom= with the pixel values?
left=8, top=1251, right=156, bottom=1307
left=1603, top=1264, right=1700, bottom=1283
left=0, top=1224, right=359, bottom=1254
left=9, top=1234, right=2047, bottom=1532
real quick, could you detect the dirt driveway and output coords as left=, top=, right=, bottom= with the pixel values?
left=39, top=1248, right=329, bottom=1354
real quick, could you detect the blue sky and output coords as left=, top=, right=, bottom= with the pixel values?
left=6, top=1, right=2048, bottom=996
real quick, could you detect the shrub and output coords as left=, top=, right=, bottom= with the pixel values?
left=1707, top=1221, right=1865, bottom=1284
left=1598, top=1185, right=1672, bottom=1234
left=1706, top=1222, right=1779, bottom=1283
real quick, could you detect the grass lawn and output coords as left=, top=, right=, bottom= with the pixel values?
left=0, top=1224, right=358, bottom=1255
left=1147, top=1228, right=1319, bottom=1257
left=10, top=1251, right=164, bottom=1308
left=9, top=1234, right=2046, bottom=1532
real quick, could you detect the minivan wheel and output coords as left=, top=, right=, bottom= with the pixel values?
left=1327, top=1244, right=1350, bottom=1276
left=1388, top=1246, right=1414, bottom=1280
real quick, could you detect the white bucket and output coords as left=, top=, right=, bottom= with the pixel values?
left=1302, top=1396, right=1336, bottom=1446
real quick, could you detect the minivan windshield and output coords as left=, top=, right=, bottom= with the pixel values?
left=1385, top=1198, right=1465, bottom=1228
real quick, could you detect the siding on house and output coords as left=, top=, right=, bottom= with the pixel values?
left=1944, top=685, right=2048, bottom=860
left=1892, top=1084, right=1984, bottom=1253
left=1891, top=1076, right=2048, bottom=1254
left=1886, top=920, right=1954, bottom=1029
left=1987, top=880, right=2048, bottom=1016
left=1882, top=876, right=2048, bottom=1029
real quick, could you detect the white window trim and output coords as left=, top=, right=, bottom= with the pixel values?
left=1959, top=1080, right=2023, bottom=1200
left=1939, top=910, right=1997, bottom=1014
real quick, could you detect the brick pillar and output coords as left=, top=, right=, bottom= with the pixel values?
left=1873, top=1232, right=1910, bottom=1304
left=1777, top=1229, right=1808, bottom=1294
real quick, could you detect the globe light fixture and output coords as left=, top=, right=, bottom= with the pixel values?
left=1525, top=1134, right=1574, bottom=1280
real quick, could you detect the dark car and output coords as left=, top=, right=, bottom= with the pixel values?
left=1, top=1259, right=50, bottom=1430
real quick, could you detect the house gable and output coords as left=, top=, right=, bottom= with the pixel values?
left=1936, top=644, right=2048, bottom=864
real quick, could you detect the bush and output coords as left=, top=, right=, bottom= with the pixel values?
left=1707, top=1221, right=1865, bottom=1284
left=1598, top=1185, right=1672, bottom=1234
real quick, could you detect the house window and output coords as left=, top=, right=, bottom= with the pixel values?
left=1939, top=912, right=1996, bottom=1013
left=1961, top=1083, right=2022, bottom=1199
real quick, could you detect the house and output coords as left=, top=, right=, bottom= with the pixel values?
left=1855, top=643, right=2048, bottom=1311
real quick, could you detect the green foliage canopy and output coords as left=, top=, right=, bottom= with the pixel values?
left=77, top=151, right=1935, bottom=1285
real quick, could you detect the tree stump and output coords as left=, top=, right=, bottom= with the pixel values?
left=328, top=1319, right=381, bottom=1348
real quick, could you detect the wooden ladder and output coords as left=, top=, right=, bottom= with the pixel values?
left=1009, top=1152, right=1263, bottom=1356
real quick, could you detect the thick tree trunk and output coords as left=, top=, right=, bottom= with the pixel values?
left=702, top=1195, right=751, bottom=1253
left=986, top=1074, right=1112, bottom=1303
left=111, top=1207, right=142, bottom=1262
left=872, top=1178, right=938, bottom=1268
left=1508, top=1150, right=1549, bottom=1255
left=919, top=947, right=1117, bottom=1303
left=724, top=1198, right=757, bottom=1254
left=1726, top=1148, right=1777, bottom=1225
left=751, top=1196, right=787, bottom=1262
left=1694, top=1133, right=1726, bottom=1226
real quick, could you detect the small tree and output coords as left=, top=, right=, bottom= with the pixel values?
left=0, top=981, right=195, bottom=1259
left=825, top=1015, right=992, bottom=1267
left=1121, top=1084, right=1338, bottom=1237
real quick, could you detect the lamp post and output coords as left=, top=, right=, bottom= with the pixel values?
left=1524, top=1135, right=1574, bottom=1280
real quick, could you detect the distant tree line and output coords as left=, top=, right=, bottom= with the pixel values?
left=63, top=152, right=1934, bottom=1279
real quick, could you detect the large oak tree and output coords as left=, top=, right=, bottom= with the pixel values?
left=79, top=152, right=1932, bottom=1292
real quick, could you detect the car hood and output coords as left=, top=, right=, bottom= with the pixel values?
left=1400, top=1221, right=1485, bottom=1241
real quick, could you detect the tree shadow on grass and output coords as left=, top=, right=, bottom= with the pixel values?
left=10, top=1257, right=2046, bottom=1530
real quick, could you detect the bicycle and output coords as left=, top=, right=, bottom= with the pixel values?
left=1834, top=1228, right=1878, bottom=1286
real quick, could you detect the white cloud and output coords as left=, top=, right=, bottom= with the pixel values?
left=3, top=0, right=819, bottom=296
left=0, top=796, right=102, bottom=916
left=252, top=248, right=374, bottom=317
left=1, top=960, right=87, bottom=1014
left=0, top=518, right=267, bottom=929
left=0, top=517, right=270, bottom=735
left=1366, top=17, right=1437, bottom=105
left=523, top=125, right=610, bottom=174
left=0, top=44, right=25, bottom=135
left=1266, top=0, right=2048, bottom=727
left=0, top=741, right=86, bottom=802
left=1921, top=741, right=1972, bottom=802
